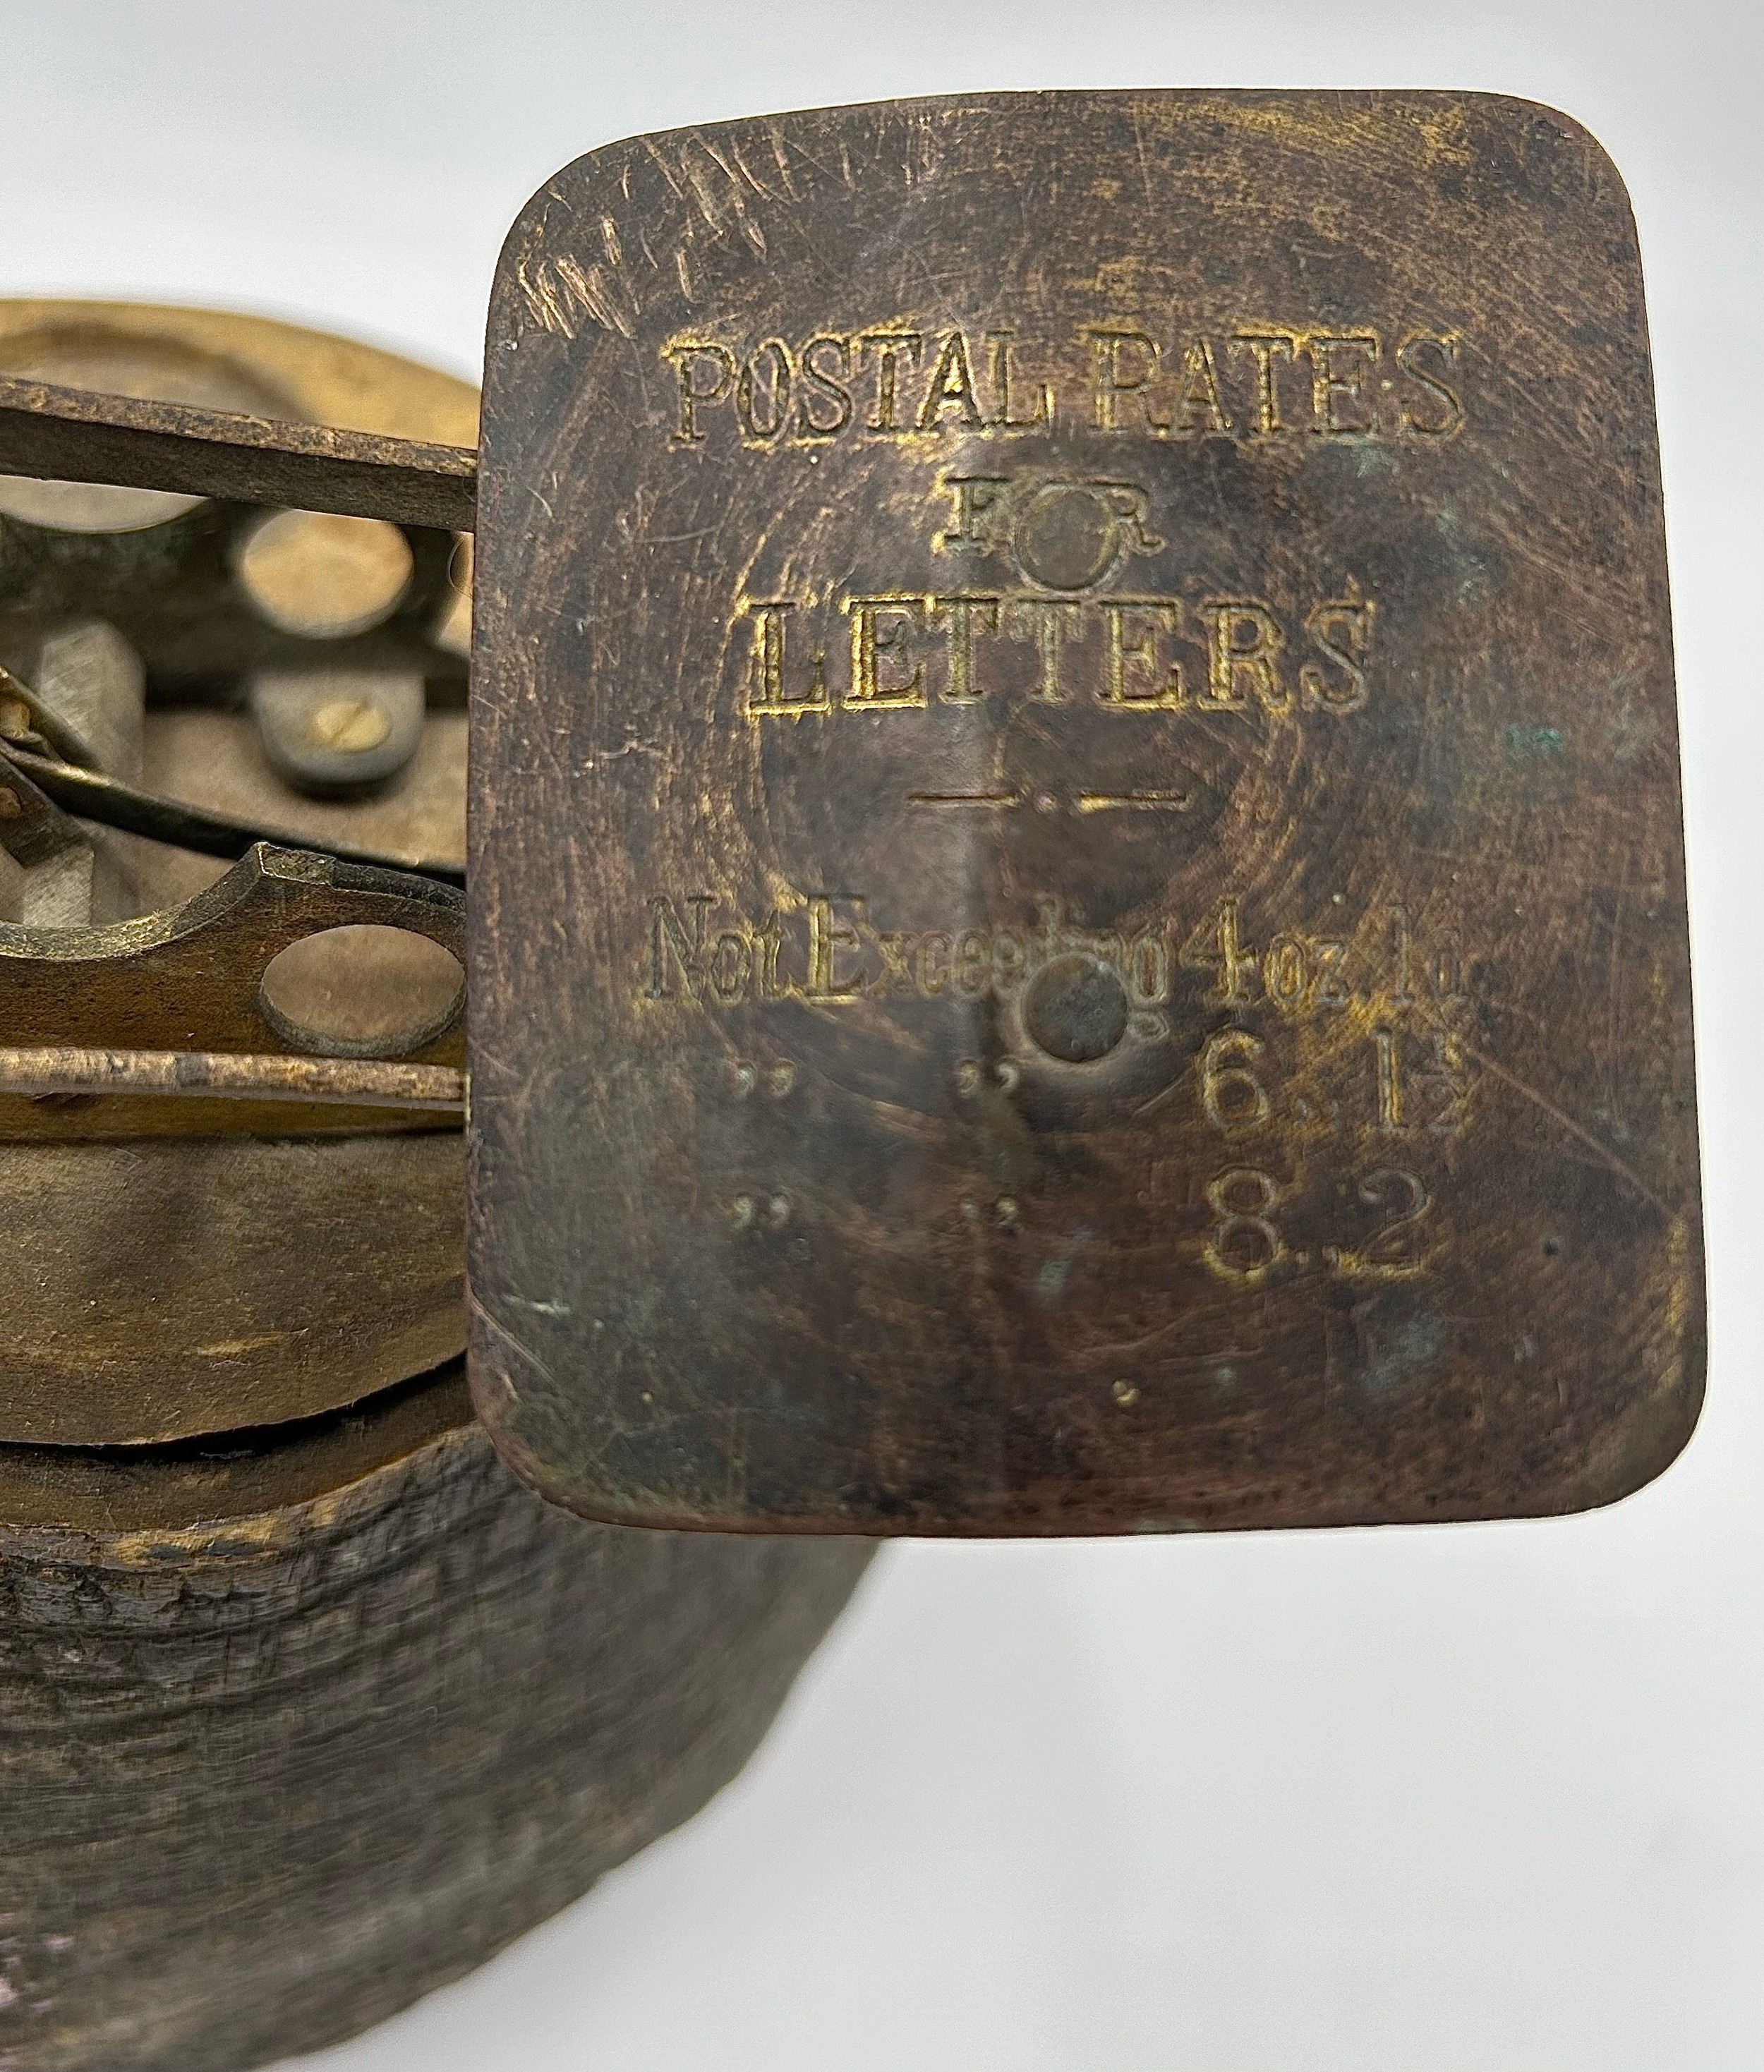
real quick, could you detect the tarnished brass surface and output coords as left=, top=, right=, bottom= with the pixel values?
left=136, top=705, right=466, bottom=911
left=0, top=299, right=480, bottom=450
left=0, top=297, right=878, bottom=2072
left=470, top=90, right=1703, bottom=1535
left=0, top=1132, right=466, bottom=1446
left=0, top=739, right=466, bottom=883
left=0, top=1045, right=465, bottom=1110
left=0, top=1359, right=473, bottom=1532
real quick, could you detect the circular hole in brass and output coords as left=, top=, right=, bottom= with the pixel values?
left=235, top=510, right=414, bottom=638
left=259, top=924, right=463, bottom=1058
left=1022, top=952, right=1130, bottom=1063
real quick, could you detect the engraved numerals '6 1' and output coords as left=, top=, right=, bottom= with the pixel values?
left=1200, top=1025, right=1472, bottom=1138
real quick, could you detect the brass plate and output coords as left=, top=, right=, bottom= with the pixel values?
left=469, top=91, right=1703, bottom=1535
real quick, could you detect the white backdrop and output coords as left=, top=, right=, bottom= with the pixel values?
left=8, top=4, right=1759, bottom=2066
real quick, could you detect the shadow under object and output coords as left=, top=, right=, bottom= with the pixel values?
left=0, top=302, right=872, bottom=2072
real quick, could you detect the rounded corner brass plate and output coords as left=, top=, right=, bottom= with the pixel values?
left=467, top=90, right=1703, bottom=1536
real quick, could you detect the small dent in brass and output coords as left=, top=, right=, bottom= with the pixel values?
left=1014, top=483, right=1120, bottom=590
left=1023, top=952, right=1130, bottom=1062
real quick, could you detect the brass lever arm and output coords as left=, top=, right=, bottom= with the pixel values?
left=0, top=375, right=478, bottom=531
left=0, top=739, right=466, bottom=887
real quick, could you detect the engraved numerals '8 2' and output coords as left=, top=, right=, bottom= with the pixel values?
left=1204, top=1165, right=1434, bottom=1283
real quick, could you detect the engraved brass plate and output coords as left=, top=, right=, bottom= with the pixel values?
left=469, top=90, right=1703, bottom=1534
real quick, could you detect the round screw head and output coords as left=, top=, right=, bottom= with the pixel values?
left=307, top=698, right=392, bottom=753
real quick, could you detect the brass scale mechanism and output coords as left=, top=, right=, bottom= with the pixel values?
left=0, top=85, right=1705, bottom=2069
left=0, top=308, right=476, bottom=1465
